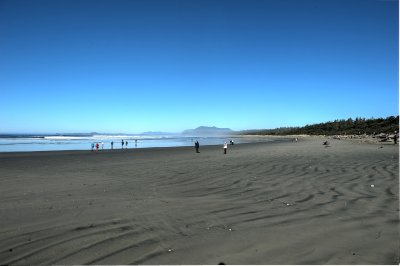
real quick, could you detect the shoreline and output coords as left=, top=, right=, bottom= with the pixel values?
left=2, top=133, right=396, bottom=154
left=0, top=137, right=292, bottom=156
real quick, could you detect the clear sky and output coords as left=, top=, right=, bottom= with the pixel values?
left=0, top=0, right=398, bottom=133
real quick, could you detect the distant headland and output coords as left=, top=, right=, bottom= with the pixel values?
left=182, top=126, right=234, bottom=136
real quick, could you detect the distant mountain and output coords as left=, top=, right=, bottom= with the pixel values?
left=182, top=126, right=234, bottom=136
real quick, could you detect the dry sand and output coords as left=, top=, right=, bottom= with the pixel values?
left=0, top=137, right=398, bottom=264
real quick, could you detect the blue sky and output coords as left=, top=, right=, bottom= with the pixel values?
left=0, top=0, right=398, bottom=133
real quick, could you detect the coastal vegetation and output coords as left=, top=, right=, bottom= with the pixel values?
left=239, top=116, right=399, bottom=136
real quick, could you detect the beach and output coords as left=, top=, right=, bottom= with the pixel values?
left=0, top=137, right=398, bottom=264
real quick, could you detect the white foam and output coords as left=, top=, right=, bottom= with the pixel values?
left=44, top=136, right=87, bottom=140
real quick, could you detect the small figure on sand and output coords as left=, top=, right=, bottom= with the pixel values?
left=223, top=141, right=228, bottom=154
left=230, top=139, right=234, bottom=145
left=101, top=142, right=104, bottom=150
left=96, top=143, right=99, bottom=151
left=394, top=131, right=398, bottom=144
left=91, top=143, right=94, bottom=151
left=195, top=140, right=200, bottom=153
left=111, top=141, right=114, bottom=149
left=135, top=139, right=138, bottom=147
left=121, top=140, right=124, bottom=149
left=126, top=141, right=128, bottom=149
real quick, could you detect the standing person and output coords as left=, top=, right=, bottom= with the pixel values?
left=91, top=143, right=94, bottom=151
left=101, top=142, right=104, bottom=150
left=223, top=141, right=228, bottom=154
left=121, top=140, right=124, bottom=149
left=135, top=139, right=138, bottom=147
left=126, top=141, right=128, bottom=149
left=195, top=140, right=200, bottom=153
left=96, top=143, right=99, bottom=151
left=394, top=131, right=398, bottom=145
left=111, top=141, right=114, bottom=149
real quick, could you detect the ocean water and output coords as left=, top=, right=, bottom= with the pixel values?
left=0, top=134, right=273, bottom=153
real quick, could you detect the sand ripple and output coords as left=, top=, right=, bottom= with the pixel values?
left=0, top=139, right=398, bottom=264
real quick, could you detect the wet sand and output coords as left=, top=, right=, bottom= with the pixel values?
left=0, top=138, right=399, bottom=264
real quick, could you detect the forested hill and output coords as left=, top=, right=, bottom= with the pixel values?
left=240, top=116, right=399, bottom=136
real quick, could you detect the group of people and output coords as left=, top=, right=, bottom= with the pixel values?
left=91, top=139, right=138, bottom=151
left=194, top=140, right=234, bottom=154
left=91, top=139, right=236, bottom=153
left=91, top=142, right=105, bottom=151
left=120, top=140, right=129, bottom=149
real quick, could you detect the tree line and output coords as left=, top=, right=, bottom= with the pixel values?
left=239, top=116, right=399, bottom=136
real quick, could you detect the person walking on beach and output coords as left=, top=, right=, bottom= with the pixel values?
left=101, top=142, right=104, bottom=150
left=135, top=139, right=138, bottom=147
left=394, top=131, right=398, bottom=144
left=223, top=141, right=228, bottom=154
left=96, top=143, right=99, bottom=151
left=111, top=141, right=114, bottom=149
left=121, top=140, right=124, bottom=149
left=126, top=141, right=128, bottom=149
left=91, top=143, right=94, bottom=151
left=195, top=140, right=200, bottom=153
